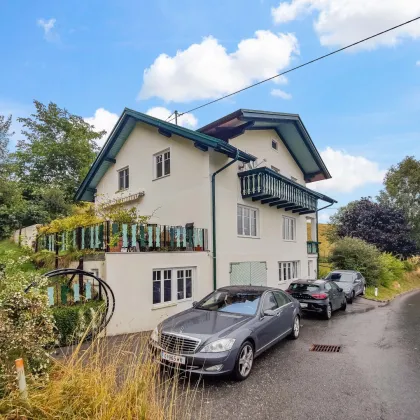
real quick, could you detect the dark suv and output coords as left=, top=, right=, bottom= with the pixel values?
left=286, top=279, right=346, bottom=319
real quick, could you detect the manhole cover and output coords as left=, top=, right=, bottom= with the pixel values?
left=310, top=344, right=341, bottom=353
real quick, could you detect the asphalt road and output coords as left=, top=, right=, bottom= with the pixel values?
left=195, top=292, right=420, bottom=420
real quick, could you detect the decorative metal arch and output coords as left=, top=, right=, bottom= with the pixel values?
left=25, top=268, right=115, bottom=342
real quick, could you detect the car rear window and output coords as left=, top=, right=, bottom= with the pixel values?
left=289, top=283, right=320, bottom=292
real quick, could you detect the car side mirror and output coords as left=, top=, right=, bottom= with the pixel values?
left=263, top=309, right=276, bottom=317
left=337, top=287, right=343, bottom=292
left=192, top=301, right=198, bottom=308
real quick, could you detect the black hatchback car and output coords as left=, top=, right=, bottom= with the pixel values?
left=286, top=279, right=346, bottom=319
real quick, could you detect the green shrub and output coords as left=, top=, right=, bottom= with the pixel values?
left=379, top=253, right=405, bottom=288
left=329, top=237, right=381, bottom=286
left=0, top=254, right=55, bottom=397
left=52, top=301, right=105, bottom=346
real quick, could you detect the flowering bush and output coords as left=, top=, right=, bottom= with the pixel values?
left=0, top=253, right=55, bottom=397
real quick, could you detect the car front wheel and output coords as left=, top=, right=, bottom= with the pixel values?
left=341, top=299, right=347, bottom=311
left=348, top=291, right=355, bottom=304
left=233, top=341, right=254, bottom=381
left=361, top=285, right=366, bottom=296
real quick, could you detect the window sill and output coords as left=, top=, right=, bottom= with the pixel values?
left=115, top=188, right=129, bottom=193
left=153, top=174, right=170, bottom=182
left=152, top=302, right=177, bottom=310
left=237, top=235, right=260, bottom=239
left=283, top=239, right=297, bottom=243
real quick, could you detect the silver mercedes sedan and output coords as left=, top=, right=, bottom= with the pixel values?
left=149, top=286, right=301, bottom=380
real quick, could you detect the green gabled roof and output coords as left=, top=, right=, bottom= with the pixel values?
left=199, top=109, right=331, bottom=183
left=75, top=108, right=256, bottom=202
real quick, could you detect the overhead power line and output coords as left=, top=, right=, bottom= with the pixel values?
left=167, top=16, right=420, bottom=123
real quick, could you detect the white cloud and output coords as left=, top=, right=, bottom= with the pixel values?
left=37, top=18, right=59, bottom=43
left=272, top=0, right=420, bottom=49
left=146, top=107, right=198, bottom=128
left=311, top=147, right=386, bottom=193
left=139, top=31, right=299, bottom=102
left=416, top=60, right=420, bottom=66
left=84, top=108, right=119, bottom=147
left=271, top=89, right=292, bottom=99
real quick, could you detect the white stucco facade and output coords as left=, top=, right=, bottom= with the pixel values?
left=89, top=118, right=325, bottom=334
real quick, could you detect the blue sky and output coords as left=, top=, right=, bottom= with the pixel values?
left=1, top=0, right=420, bottom=220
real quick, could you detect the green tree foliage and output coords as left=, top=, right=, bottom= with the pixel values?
left=329, top=237, right=382, bottom=286
left=0, top=114, right=14, bottom=177
left=378, top=156, right=420, bottom=247
left=13, top=100, right=103, bottom=202
left=332, top=197, right=417, bottom=258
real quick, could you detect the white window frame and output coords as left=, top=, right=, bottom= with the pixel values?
left=117, top=166, right=129, bottom=191
left=271, top=165, right=280, bottom=174
left=153, top=148, right=171, bottom=180
left=283, top=216, right=296, bottom=241
left=279, top=261, right=300, bottom=283
left=271, top=139, right=279, bottom=151
left=237, top=204, right=259, bottom=238
left=152, top=267, right=194, bottom=306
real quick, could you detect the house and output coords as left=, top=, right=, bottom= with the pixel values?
left=74, top=108, right=336, bottom=334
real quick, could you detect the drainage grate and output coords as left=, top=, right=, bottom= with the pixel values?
left=310, top=344, right=341, bottom=353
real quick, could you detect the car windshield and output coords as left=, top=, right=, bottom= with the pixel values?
left=326, top=272, right=354, bottom=283
left=195, top=290, right=262, bottom=315
left=289, top=283, right=320, bottom=292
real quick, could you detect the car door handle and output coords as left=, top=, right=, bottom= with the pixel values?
left=276, top=310, right=282, bottom=317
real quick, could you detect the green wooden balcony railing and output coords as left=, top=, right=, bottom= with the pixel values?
left=238, top=167, right=322, bottom=214
left=36, top=222, right=208, bottom=253
left=307, top=241, right=319, bottom=254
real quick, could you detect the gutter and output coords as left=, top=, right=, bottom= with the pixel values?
left=211, top=151, right=240, bottom=290
left=316, top=201, right=336, bottom=278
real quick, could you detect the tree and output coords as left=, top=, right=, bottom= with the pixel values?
left=0, top=114, right=14, bottom=177
left=0, top=179, right=24, bottom=239
left=378, top=156, right=420, bottom=247
left=333, top=197, right=417, bottom=258
left=13, top=100, right=104, bottom=202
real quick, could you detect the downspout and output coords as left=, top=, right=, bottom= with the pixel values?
left=316, top=201, right=335, bottom=278
left=211, top=151, right=240, bottom=290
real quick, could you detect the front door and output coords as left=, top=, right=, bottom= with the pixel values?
left=230, top=261, right=267, bottom=286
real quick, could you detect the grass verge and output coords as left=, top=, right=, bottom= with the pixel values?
left=365, top=269, right=420, bottom=301
left=0, top=334, right=204, bottom=420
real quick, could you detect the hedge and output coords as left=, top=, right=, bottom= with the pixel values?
left=51, top=300, right=106, bottom=346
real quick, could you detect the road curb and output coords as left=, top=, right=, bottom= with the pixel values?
left=364, top=287, right=420, bottom=305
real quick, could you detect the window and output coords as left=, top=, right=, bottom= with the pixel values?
left=177, top=269, right=192, bottom=300
left=153, top=268, right=194, bottom=305
left=271, top=165, right=280, bottom=174
left=325, top=282, right=332, bottom=291
left=274, top=291, right=291, bottom=307
left=283, top=216, right=296, bottom=241
left=329, top=282, right=339, bottom=290
left=262, top=292, right=278, bottom=312
left=118, top=167, right=129, bottom=190
left=154, top=149, right=170, bottom=179
left=237, top=205, right=258, bottom=237
left=279, top=261, right=300, bottom=282
left=271, top=139, right=278, bottom=151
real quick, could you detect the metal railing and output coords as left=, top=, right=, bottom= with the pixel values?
left=36, top=222, right=208, bottom=253
left=307, top=241, right=319, bottom=254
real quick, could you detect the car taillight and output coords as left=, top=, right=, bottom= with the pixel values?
left=285, top=290, right=292, bottom=294
left=312, top=293, right=328, bottom=299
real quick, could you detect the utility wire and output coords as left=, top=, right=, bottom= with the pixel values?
left=167, top=16, right=420, bottom=123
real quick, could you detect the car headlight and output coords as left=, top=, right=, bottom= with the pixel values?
left=150, top=327, right=159, bottom=343
left=200, top=338, right=235, bottom=353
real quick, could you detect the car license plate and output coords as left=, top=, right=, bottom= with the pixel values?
left=161, top=351, right=186, bottom=364
left=300, top=303, right=308, bottom=308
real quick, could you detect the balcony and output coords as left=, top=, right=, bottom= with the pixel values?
left=238, top=167, right=335, bottom=215
left=36, top=222, right=208, bottom=253
left=307, top=241, right=319, bottom=254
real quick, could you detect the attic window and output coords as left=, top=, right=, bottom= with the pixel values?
left=118, top=167, right=129, bottom=191
left=272, top=139, right=278, bottom=151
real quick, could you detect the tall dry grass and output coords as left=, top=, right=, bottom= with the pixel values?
left=0, top=334, right=205, bottom=420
